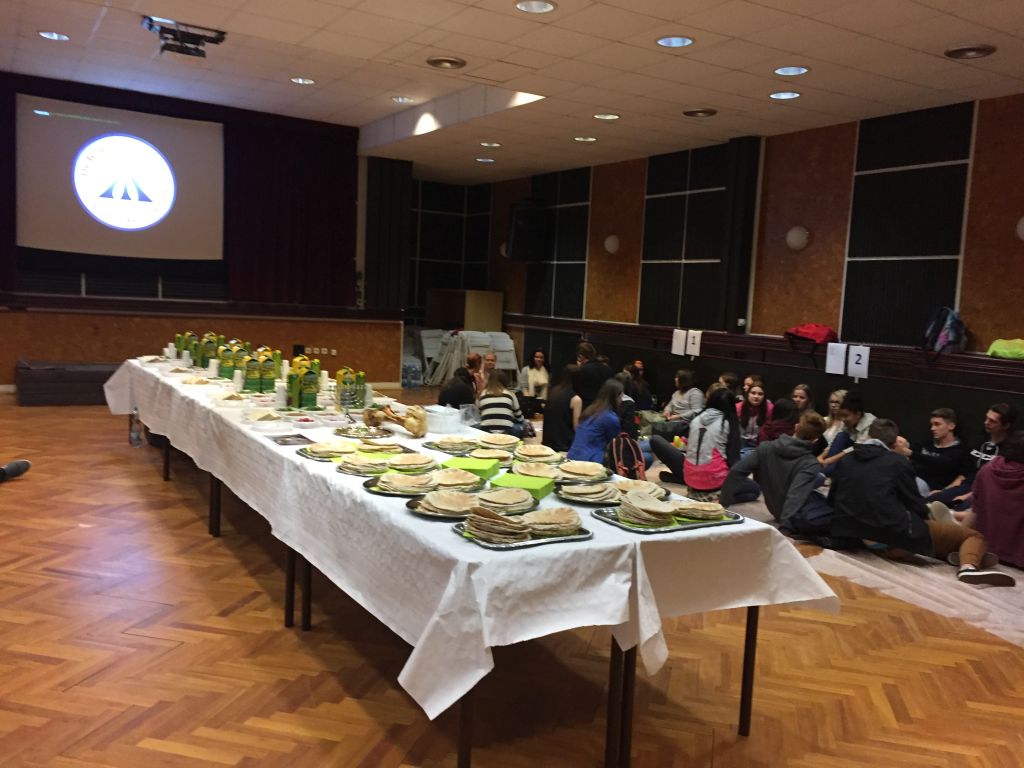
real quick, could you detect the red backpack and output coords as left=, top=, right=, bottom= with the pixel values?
left=785, top=323, right=838, bottom=345
left=608, top=432, right=647, bottom=480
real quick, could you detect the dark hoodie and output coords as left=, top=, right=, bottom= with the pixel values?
left=972, top=456, right=1024, bottom=567
left=721, top=434, right=820, bottom=524
left=828, top=442, right=932, bottom=553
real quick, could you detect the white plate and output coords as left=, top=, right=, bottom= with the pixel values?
left=250, top=422, right=296, bottom=435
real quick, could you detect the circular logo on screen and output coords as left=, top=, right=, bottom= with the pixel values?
left=72, top=134, right=175, bottom=231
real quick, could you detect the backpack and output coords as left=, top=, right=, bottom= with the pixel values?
left=923, top=307, right=967, bottom=357
left=608, top=432, right=646, bottom=480
left=785, top=323, right=839, bottom=345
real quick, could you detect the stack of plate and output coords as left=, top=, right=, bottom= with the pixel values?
left=513, top=444, right=560, bottom=463
left=478, top=433, right=520, bottom=450
left=387, top=453, right=438, bottom=473
left=465, top=506, right=531, bottom=543
left=468, top=447, right=513, bottom=464
left=521, top=507, right=582, bottom=537
left=558, top=482, right=621, bottom=505
left=511, top=461, right=560, bottom=479
left=619, top=490, right=678, bottom=527
left=476, top=487, right=535, bottom=515
left=671, top=499, right=727, bottom=520
left=377, top=473, right=437, bottom=494
left=360, top=439, right=405, bottom=453
left=560, top=460, right=607, bottom=481
left=418, top=490, right=478, bottom=517
left=432, top=467, right=483, bottom=491
left=305, top=441, right=358, bottom=458
left=436, top=435, right=478, bottom=453
left=614, top=479, right=669, bottom=499
left=338, top=454, right=390, bottom=475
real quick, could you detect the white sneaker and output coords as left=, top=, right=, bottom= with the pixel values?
left=957, top=568, right=1016, bottom=587
left=947, top=552, right=999, bottom=569
left=927, top=501, right=955, bottom=525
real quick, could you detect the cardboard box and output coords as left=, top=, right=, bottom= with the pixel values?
left=489, top=471, right=555, bottom=500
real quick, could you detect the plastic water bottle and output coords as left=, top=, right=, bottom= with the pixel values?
left=129, top=409, right=143, bottom=447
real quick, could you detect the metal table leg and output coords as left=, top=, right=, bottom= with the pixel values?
left=284, top=548, right=296, bottom=628
left=162, top=436, right=171, bottom=481
left=620, top=646, right=636, bottom=767
left=738, top=606, right=760, bottom=737
left=301, top=556, right=313, bottom=631
left=457, top=689, right=473, bottom=768
left=605, top=639, right=625, bottom=768
left=209, top=474, right=221, bottom=537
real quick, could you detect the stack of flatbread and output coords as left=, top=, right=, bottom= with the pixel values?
left=436, top=435, right=478, bottom=453
left=359, top=439, right=406, bottom=453
left=560, top=460, right=607, bottom=481
left=476, top=487, right=535, bottom=515
left=305, top=441, right=358, bottom=458
left=521, top=507, right=581, bottom=537
left=618, top=490, right=678, bottom=527
left=559, top=482, right=621, bottom=505
left=465, top=506, right=531, bottom=543
left=468, top=447, right=513, bottom=464
left=247, top=409, right=281, bottom=422
left=478, top=433, right=520, bottom=450
left=671, top=499, right=727, bottom=520
left=431, top=467, right=482, bottom=490
left=377, top=472, right=437, bottom=494
left=512, top=461, right=561, bottom=479
left=513, top=444, right=560, bottom=463
left=338, top=453, right=390, bottom=475
left=418, top=490, right=478, bottom=517
left=614, top=479, right=668, bottom=499
left=387, top=453, right=438, bottom=473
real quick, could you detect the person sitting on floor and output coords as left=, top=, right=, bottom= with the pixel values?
left=437, top=367, right=476, bottom=409
left=576, top=342, right=613, bottom=409
left=718, top=371, right=743, bottom=402
left=568, top=379, right=624, bottom=464
left=542, top=364, right=582, bottom=452
left=465, top=353, right=485, bottom=397
left=0, top=460, right=31, bottom=483
left=893, top=407, right=972, bottom=501
left=971, top=430, right=1024, bottom=569
left=721, top=413, right=831, bottom=535
left=828, top=419, right=1014, bottom=587
left=651, top=387, right=740, bottom=502
left=819, top=392, right=876, bottom=473
left=653, top=368, right=704, bottom=440
left=822, top=388, right=848, bottom=448
left=736, top=380, right=773, bottom=456
left=476, top=370, right=525, bottom=436
left=949, top=402, right=1020, bottom=512
left=758, top=397, right=800, bottom=443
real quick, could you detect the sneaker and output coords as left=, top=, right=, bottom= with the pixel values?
left=0, top=460, right=31, bottom=482
left=948, top=552, right=999, bottom=569
left=659, top=471, right=681, bottom=484
left=926, top=500, right=955, bottom=525
left=957, top=568, right=1016, bottom=587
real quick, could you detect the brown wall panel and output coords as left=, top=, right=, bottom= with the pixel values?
left=487, top=177, right=532, bottom=314
left=584, top=159, right=646, bottom=323
left=1, top=310, right=402, bottom=385
left=961, top=93, right=1024, bottom=350
left=751, top=123, right=855, bottom=335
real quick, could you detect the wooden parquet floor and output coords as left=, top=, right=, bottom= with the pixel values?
left=1, top=395, right=1022, bottom=767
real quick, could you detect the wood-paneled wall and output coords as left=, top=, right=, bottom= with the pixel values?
left=584, top=159, right=646, bottom=323
left=1, top=310, right=402, bottom=385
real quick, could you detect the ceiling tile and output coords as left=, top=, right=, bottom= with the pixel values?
left=437, top=7, right=541, bottom=42
left=353, top=0, right=464, bottom=26
left=812, top=0, right=943, bottom=34
left=226, top=11, right=319, bottom=44
left=326, top=9, right=426, bottom=43
left=679, top=1, right=802, bottom=37
left=510, top=25, right=609, bottom=57
left=576, top=42, right=666, bottom=71
left=238, top=0, right=342, bottom=28
left=553, top=5, right=667, bottom=40
left=301, top=29, right=392, bottom=58
left=536, top=58, right=622, bottom=85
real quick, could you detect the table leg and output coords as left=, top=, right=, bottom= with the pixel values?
left=301, top=556, right=312, bottom=631
left=738, top=605, right=760, bottom=737
left=209, top=474, right=221, bottom=537
left=620, top=646, right=636, bottom=768
left=457, top=689, right=473, bottom=768
left=605, top=639, right=625, bottom=768
left=162, top=436, right=171, bottom=481
left=284, top=548, right=296, bottom=628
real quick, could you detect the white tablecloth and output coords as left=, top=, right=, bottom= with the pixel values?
left=105, top=361, right=839, bottom=718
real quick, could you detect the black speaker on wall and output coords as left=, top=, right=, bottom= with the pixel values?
left=507, top=200, right=553, bottom=261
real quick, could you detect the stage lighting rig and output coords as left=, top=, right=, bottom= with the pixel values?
left=142, top=16, right=226, bottom=58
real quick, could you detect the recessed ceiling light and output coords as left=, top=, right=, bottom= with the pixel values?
left=392, top=95, right=415, bottom=104
left=427, top=55, right=467, bottom=69
left=476, top=157, right=496, bottom=163
left=38, top=31, right=70, bottom=41
left=769, top=91, right=801, bottom=100
left=574, top=136, right=597, bottom=143
left=774, top=65, right=809, bottom=76
left=515, top=0, right=557, bottom=12
left=480, top=141, right=502, bottom=148
left=290, top=76, right=315, bottom=85
left=682, top=108, right=717, bottom=118
left=944, top=44, right=997, bottom=60
left=593, top=113, right=620, bottom=121
left=656, top=35, right=694, bottom=48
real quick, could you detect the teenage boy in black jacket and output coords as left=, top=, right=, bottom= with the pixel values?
left=829, top=419, right=1014, bottom=587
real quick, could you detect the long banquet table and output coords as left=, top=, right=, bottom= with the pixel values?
left=105, top=360, right=839, bottom=764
